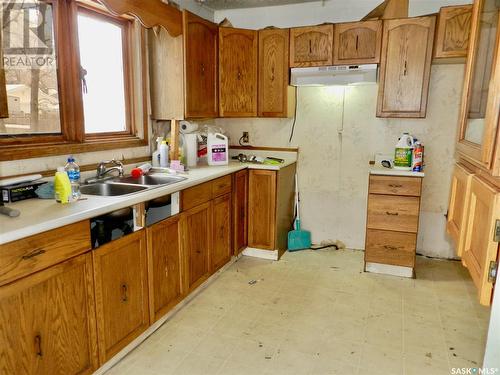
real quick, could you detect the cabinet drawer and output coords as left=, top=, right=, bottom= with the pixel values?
left=365, top=229, right=416, bottom=267
left=182, top=181, right=212, bottom=211
left=0, top=221, right=91, bottom=286
left=212, top=175, right=232, bottom=198
left=367, top=194, right=420, bottom=233
left=369, top=175, right=422, bottom=196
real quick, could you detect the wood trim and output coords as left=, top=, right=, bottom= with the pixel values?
left=96, top=0, right=182, bottom=37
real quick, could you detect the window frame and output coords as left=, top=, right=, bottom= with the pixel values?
left=0, top=0, right=148, bottom=162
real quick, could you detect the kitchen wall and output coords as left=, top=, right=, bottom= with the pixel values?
left=213, top=0, right=471, bottom=259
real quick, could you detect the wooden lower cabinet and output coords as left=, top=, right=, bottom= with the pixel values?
left=183, top=201, right=212, bottom=290
left=462, top=176, right=500, bottom=306
left=211, top=193, right=232, bottom=272
left=365, top=229, right=416, bottom=267
left=93, top=231, right=149, bottom=363
left=446, top=164, right=474, bottom=257
left=146, top=215, right=183, bottom=323
left=233, top=169, right=248, bottom=255
left=0, top=253, right=98, bottom=375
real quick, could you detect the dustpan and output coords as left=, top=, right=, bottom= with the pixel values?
left=288, top=174, right=311, bottom=251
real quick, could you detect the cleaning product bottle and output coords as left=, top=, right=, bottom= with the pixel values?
left=152, top=137, right=163, bottom=167
left=54, top=167, right=72, bottom=204
left=65, top=156, right=81, bottom=201
left=159, top=140, right=169, bottom=168
left=412, top=142, right=424, bottom=172
left=207, top=133, right=229, bottom=166
left=394, top=133, right=414, bottom=170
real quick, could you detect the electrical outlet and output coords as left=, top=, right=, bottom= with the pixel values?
left=242, top=131, right=249, bottom=144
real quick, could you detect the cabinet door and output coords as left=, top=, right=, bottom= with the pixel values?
left=146, top=216, right=183, bottom=324
left=93, top=231, right=149, bottom=362
left=0, top=28, right=8, bottom=118
left=333, top=20, right=382, bottom=64
left=377, top=16, right=436, bottom=118
left=290, top=25, right=334, bottom=67
left=446, top=164, right=474, bottom=257
left=0, top=253, right=98, bottom=375
left=248, top=170, right=277, bottom=250
left=233, top=170, right=248, bottom=255
left=211, top=193, right=232, bottom=272
left=183, top=11, right=218, bottom=118
left=462, top=176, right=500, bottom=306
left=258, top=28, right=290, bottom=117
left=184, top=202, right=211, bottom=290
left=219, top=27, right=258, bottom=117
left=434, top=5, right=473, bottom=58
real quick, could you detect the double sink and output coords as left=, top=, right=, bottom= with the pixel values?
left=80, top=174, right=187, bottom=197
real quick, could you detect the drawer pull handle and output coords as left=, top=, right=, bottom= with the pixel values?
left=22, top=249, right=46, bottom=260
left=121, top=283, right=128, bottom=302
left=34, top=334, right=43, bottom=357
left=384, top=245, right=399, bottom=251
left=386, top=211, right=399, bottom=216
left=389, top=184, right=403, bottom=188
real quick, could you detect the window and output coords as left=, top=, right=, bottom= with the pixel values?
left=77, top=9, right=129, bottom=134
left=0, top=1, right=61, bottom=135
left=0, top=0, right=148, bottom=161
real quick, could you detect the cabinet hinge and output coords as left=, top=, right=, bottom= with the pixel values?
left=494, top=220, right=500, bottom=242
left=488, top=261, right=498, bottom=284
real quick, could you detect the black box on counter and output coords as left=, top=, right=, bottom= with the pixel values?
left=1, top=181, right=47, bottom=203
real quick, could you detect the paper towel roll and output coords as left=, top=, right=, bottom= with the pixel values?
left=184, top=133, right=198, bottom=167
left=179, top=121, right=199, bottom=134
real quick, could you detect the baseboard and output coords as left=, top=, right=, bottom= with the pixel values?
left=92, top=255, right=240, bottom=375
left=365, top=262, right=414, bottom=278
left=242, top=247, right=279, bottom=260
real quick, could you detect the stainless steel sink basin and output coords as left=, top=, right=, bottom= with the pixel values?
left=113, top=174, right=187, bottom=186
left=80, top=183, right=148, bottom=196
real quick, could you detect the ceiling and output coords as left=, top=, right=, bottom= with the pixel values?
left=195, top=0, right=324, bottom=10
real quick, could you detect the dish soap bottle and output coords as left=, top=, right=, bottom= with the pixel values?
left=54, top=167, right=72, bottom=204
left=159, top=140, right=169, bottom=168
left=152, top=137, right=163, bottom=167
left=394, top=133, right=414, bottom=170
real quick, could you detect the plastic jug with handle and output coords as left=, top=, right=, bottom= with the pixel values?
left=394, top=133, right=414, bottom=170
left=207, top=133, right=228, bottom=166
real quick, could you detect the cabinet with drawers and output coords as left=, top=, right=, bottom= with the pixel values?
left=364, top=174, right=423, bottom=277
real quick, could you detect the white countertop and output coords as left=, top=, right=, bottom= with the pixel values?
left=0, top=159, right=297, bottom=245
left=369, top=165, right=425, bottom=178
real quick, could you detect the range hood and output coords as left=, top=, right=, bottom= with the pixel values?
left=290, top=64, right=378, bottom=86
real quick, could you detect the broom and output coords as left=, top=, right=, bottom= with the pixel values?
left=288, top=173, right=311, bottom=251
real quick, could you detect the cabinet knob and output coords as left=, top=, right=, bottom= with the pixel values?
left=355, top=35, right=359, bottom=51
left=121, top=283, right=128, bottom=302
left=34, top=334, right=43, bottom=357
left=237, top=70, right=242, bottom=80
left=384, top=245, right=399, bottom=251
left=22, top=248, right=46, bottom=260
left=200, top=63, right=205, bottom=76
left=403, top=60, right=408, bottom=76
left=385, top=211, right=399, bottom=216
left=388, top=184, right=403, bottom=188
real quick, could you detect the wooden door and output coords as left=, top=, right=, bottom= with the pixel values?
left=93, top=230, right=149, bottom=362
left=289, top=25, right=334, bottom=67
left=333, top=20, right=382, bottom=64
left=248, top=170, right=277, bottom=250
left=219, top=27, right=258, bottom=117
left=462, top=176, right=500, bottom=306
left=146, top=215, right=183, bottom=324
left=446, top=164, right=474, bottom=257
left=258, top=28, right=290, bottom=117
left=0, top=28, right=8, bottom=118
left=0, top=253, right=98, bottom=375
left=233, top=169, right=248, bottom=255
left=377, top=16, right=436, bottom=118
left=211, top=193, right=232, bottom=272
left=183, top=11, right=218, bottom=118
left=434, top=5, right=473, bottom=58
left=183, top=201, right=211, bottom=290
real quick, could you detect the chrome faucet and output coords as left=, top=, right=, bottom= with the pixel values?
left=96, top=159, right=124, bottom=179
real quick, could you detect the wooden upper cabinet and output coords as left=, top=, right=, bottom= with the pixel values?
left=211, top=193, right=232, bottom=272
left=434, top=5, right=473, bottom=59
left=183, top=11, right=218, bottom=118
left=462, top=176, right=500, bottom=306
left=219, top=27, right=258, bottom=117
left=377, top=16, right=436, bottom=118
left=146, top=215, right=183, bottom=323
left=289, top=25, right=334, bottom=67
left=93, top=231, right=149, bottom=362
left=258, top=28, right=291, bottom=117
left=0, top=253, right=98, bottom=375
left=248, top=170, right=277, bottom=250
left=446, top=164, right=474, bottom=257
left=333, top=20, right=382, bottom=64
